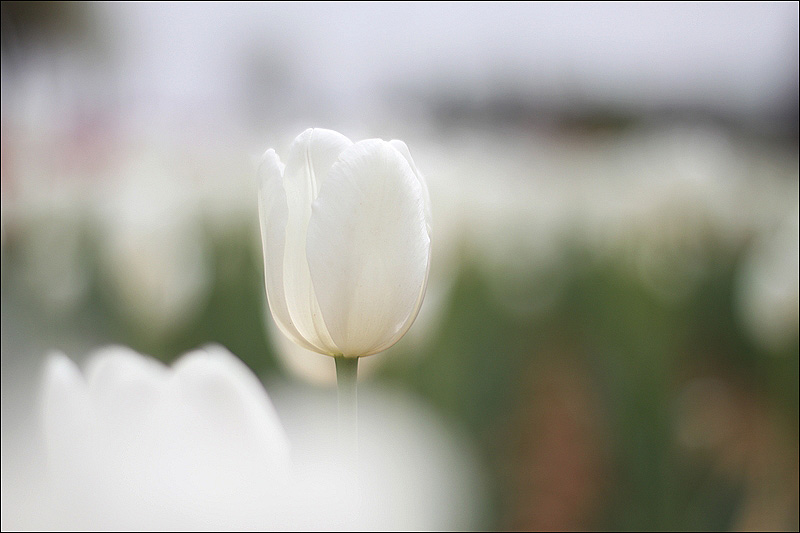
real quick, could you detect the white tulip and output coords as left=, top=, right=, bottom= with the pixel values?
left=20, top=345, right=481, bottom=530
left=38, top=345, right=293, bottom=530
left=258, top=128, right=431, bottom=358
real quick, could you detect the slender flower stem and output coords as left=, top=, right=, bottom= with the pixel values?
left=334, top=355, right=358, bottom=453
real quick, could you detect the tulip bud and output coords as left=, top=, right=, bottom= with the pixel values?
left=258, top=128, right=431, bottom=358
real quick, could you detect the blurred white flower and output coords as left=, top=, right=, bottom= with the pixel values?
left=40, top=345, right=291, bottom=529
left=96, top=151, right=212, bottom=336
left=258, top=128, right=431, bottom=358
left=18, top=344, right=481, bottom=530
left=737, top=204, right=800, bottom=353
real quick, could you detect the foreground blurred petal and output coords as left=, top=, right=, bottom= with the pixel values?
left=83, top=346, right=169, bottom=440
left=172, top=345, right=291, bottom=468
left=41, top=353, right=94, bottom=468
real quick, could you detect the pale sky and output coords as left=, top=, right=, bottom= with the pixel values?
left=4, top=2, right=798, bottom=130
left=97, top=2, right=797, bottom=110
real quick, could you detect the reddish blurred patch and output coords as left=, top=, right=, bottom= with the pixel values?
left=501, top=353, right=611, bottom=531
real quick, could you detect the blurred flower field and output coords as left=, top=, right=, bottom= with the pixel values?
left=1, top=3, right=797, bottom=530
left=3, top=118, right=797, bottom=530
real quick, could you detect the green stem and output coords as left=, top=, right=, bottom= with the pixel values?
left=334, top=355, right=358, bottom=453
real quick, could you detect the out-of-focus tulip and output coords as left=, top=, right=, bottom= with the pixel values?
left=97, top=154, right=211, bottom=336
left=258, top=128, right=431, bottom=358
left=39, top=345, right=292, bottom=529
left=25, top=345, right=481, bottom=530
left=737, top=204, right=800, bottom=353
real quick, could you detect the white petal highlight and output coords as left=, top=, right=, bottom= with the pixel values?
left=281, top=129, right=353, bottom=353
left=306, top=139, right=431, bottom=356
left=379, top=140, right=433, bottom=353
left=389, top=139, right=432, bottom=235
left=370, top=249, right=431, bottom=354
left=258, top=149, right=319, bottom=352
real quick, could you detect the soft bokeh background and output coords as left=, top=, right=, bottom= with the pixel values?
left=2, top=2, right=798, bottom=530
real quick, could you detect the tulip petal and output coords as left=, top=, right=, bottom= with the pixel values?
left=307, top=139, right=430, bottom=356
left=382, top=140, right=433, bottom=353
left=370, top=249, right=431, bottom=355
left=281, top=128, right=353, bottom=353
left=258, top=149, right=320, bottom=352
left=172, top=345, right=291, bottom=469
left=83, top=346, right=171, bottom=441
left=41, top=352, right=95, bottom=462
left=389, top=139, right=432, bottom=235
